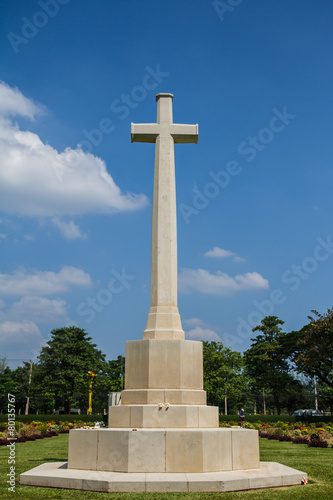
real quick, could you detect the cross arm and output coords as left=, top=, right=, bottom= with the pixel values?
left=171, top=124, right=199, bottom=144
left=131, top=123, right=160, bottom=143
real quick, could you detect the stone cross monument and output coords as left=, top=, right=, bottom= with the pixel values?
left=69, top=92, right=258, bottom=471
left=131, top=93, right=198, bottom=340
left=20, top=93, right=307, bottom=492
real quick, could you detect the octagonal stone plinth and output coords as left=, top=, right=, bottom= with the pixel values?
left=68, top=428, right=260, bottom=474
left=108, top=404, right=218, bottom=428
left=125, top=339, right=203, bottom=391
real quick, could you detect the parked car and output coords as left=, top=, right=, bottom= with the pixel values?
left=292, top=409, right=323, bottom=417
left=292, top=409, right=307, bottom=416
left=305, top=409, right=324, bottom=416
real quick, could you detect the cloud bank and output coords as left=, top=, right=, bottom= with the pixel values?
left=0, top=81, right=148, bottom=217
left=0, top=266, right=92, bottom=296
left=183, top=318, right=221, bottom=341
left=179, top=268, right=269, bottom=295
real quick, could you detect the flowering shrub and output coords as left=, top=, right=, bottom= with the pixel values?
left=275, top=421, right=288, bottom=430
left=257, top=420, right=333, bottom=447
left=0, top=419, right=93, bottom=444
left=36, top=423, right=48, bottom=433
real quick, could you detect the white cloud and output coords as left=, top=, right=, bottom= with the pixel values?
left=205, top=247, right=235, bottom=258
left=183, top=317, right=204, bottom=328
left=0, top=81, right=43, bottom=120
left=0, top=320, right=43, bottom=345
left=186, top=326, right=221, bottom=341
left=0, top=81, right=148, bottom=217
left=52, top=217, right=87, bottom=240
left=179, top=268, right=269, bottom=295
left=204, top=246, right=245, bottom=263
left=0, top=266, right=92, bottom=296
left=9, top=296, right=68, bottom=323
left=183, top=318, right=221, bottom=341
left=0, top=320, right=47, bottom=361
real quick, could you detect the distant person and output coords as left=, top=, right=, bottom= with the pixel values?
left=302, top=411, right=308, bottom=424
left=239, top=408, right=245, bottom=427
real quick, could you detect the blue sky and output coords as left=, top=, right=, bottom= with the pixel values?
left=0, top=0, right=332, bottom=368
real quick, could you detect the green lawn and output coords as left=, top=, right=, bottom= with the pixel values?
left=0, top=435, right=332, bottom=499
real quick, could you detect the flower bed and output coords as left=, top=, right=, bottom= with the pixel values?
left=220, top=420, right=333, bottom=448
left=0, top=419, right=103, bottom=445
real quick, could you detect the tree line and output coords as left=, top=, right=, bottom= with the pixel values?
left=1, top=309, right=332, bottom=415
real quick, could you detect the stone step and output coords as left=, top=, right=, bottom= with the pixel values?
left=108, top=404, right=218, bottom=428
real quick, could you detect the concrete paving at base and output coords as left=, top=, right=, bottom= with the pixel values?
left=20, top=461, right=307, bottom=493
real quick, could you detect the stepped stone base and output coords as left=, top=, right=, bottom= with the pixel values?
left=143, top=305, right=185, bottom=339
left=68, top=428, right=260, bottom=473
left=109, top=404, right=218, bottom=428
left=20, top=461, right=308, bottom=493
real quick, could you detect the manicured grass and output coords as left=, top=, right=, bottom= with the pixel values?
left=0, top=434, right=332, bottom=499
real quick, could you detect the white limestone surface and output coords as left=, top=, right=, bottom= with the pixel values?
left=67, top=428, right=260, bottom=473
left=20, top=461, right=308, bottom=493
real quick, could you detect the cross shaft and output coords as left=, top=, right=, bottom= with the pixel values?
left=131, top=93, right=198, bottom=339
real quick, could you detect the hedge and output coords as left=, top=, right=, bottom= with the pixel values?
left=219, top=414, right=333, bottom=424
left=0, top=414, right=104, bottom=424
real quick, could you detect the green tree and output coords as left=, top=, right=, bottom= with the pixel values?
left=203, top=341, right=247, bottom=411
left=106, top=355, right=125, bottom=392
left=38, top=326, right=106, bottom=413
left=244, top=316, right=295, bottom=415
left=286, top=309, right=333, bottom=390
left=0, top=355, right=8, bottom=374
left=0, top=366, right=17, bottom=413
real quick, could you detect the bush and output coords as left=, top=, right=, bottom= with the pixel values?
left=244, top=422, right=256, bottom=429
left=36, top=423, right=48, bottom=433
left=219, top=414, right=333, bottom=425
left=310, top=433, right=320, bottom=440
left=308, top=439, right=328, bottom=448
left=292, top=437, right=309, bottom=445
left=276, top=421, right=288, bottom=430
left=25, top=436, right=36, bottom=441
left=41, top=432, right=53, bottom=438
left=0, top=414, right=101, bottom=424
left=268, top=434, right=280, bottom=440
left=278, top=435, right=293, bottom=442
